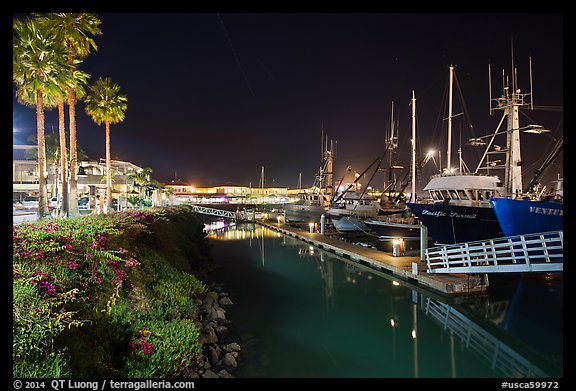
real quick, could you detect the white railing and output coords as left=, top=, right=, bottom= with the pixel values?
left=426, top=231, right=563, bottom=274
left=424, top=298, right=550, bottom=377
left=189, top=205, right=237, bottom=219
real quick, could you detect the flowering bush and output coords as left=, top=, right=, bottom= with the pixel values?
left=13, top=206, right=208, bottom=378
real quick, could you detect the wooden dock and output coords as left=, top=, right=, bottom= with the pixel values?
left=259, top=221, right=488, bottom=296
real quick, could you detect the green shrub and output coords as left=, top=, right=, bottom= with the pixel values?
left=13, top=205, right=211, bottom=377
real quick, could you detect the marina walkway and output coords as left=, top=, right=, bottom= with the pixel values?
left=258, top=221, right=488, bottom=296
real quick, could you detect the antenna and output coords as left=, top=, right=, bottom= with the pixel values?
left=390, top=100, right=395, bottom=145
left=510, top=38, right=515, bottom=93
left=529, top=56, right=534, bottom=111
left=488, top=62, right=493, bottom=116
left=321, top=121, right=324, bottom=161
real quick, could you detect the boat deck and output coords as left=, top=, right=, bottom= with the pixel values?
left=258, top=220, right=487, bottom=296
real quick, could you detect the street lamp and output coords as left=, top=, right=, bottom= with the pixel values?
left=467, top=124, right=551, bottom=145
left=522, top=124, right=551, bottom=134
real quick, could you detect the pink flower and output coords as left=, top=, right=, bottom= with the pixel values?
left=125, top=257, right=140, bottom=268
left=67, top=261, right=80, bottom=270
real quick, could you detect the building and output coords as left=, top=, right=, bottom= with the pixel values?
left=164, top=180, right=292, bottom=204
left=13, top=144, right=146, bottom=207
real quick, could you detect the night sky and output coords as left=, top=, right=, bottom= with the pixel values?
left=12, top=13, right=563, bottom=192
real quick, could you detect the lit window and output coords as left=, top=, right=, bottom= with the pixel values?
left=457, top=189, right=469, bottom=200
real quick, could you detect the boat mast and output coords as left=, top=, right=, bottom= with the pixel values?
left=447, top=64, right=454, bottom=172
left=325, top=140, right=334, bottom=199
left=411, top=90, right=417, bottom=202
left=498, top=44, right=527, bottom=197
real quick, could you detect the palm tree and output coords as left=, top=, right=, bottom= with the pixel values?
left=84, top=77, right=128, bottom=211
left=13, top=17, right=72, bottom=219
left=57, top=68, right=89, bottom=217
left=25, top=130, right=61, bottom=210
left=128, top=167, right=153, bottom=198
left=35, top=13, right=102, bottom=217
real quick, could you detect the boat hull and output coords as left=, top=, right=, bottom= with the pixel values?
left=406, top=202, right=503, bottom=244
left=329, top=215, right=370, bottom=232
left=283, top=204, right=325, bottom=224
left=364, top=220, right=421, bottom=239
left=490, top=197, right=563, bottom=237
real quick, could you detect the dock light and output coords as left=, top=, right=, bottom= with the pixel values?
left=390, top=319, right=396, bottom=327
left=392, top=238, right=405, bottom=256
left=392, top=281, right=400, bottom=286
left=309, top=222, right=314, bottom=233
left=411, top=330, right=417, bottom=339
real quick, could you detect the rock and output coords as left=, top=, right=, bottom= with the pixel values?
left=222, top=342, right=241, bottom=352
left=217, top=369, right=234, bottom=378
left=208, top=345, right=221, bottom=365
left=215, top=325, right=229, bottom=339
left=219, top=296, right=233, bottom=306
left=207, top=306, right=227, bottom=321
left=206, top=291, right=219, bottom=306
left=180, top=368, right=200, bottom=378
left=199, top=328, right=218, bottom=344
left=202, top=369, right=219, bottom=378
left=202, top=319, right=217, bottom=329
left=222, top=352, right=237, bottom=368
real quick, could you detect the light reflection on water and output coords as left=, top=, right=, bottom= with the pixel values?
left=208, top=223, right=563, bottom=378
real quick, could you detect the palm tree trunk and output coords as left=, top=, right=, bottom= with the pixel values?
left=106, top=122, right=113, bottom=211
left=67, top=86, right=80, bottom=217
left=58, top=99, right=69, bottom=217
left=36, top=90, right=50, bottom=219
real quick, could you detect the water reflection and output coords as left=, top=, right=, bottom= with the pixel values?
left=209, top=223, right=562, bottom=378
left=420, top=294, right=551, bottom=378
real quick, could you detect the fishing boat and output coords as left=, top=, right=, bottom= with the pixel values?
left=283, top=134, right=334, bottom=225
left=283, top=191, right=329, bottom=224
left=363, top=92, right=425, bottom=245
left=327, top=191, right=381, bottom=233
left=406, top=57, right=559, bottom=245
left=490, top=176, right=563, bottom=237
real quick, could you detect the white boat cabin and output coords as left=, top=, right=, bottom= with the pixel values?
left=423, top=173, right=504, bottom=206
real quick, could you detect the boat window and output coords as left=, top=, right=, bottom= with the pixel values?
left=457, top=189, right=469, bottom=200
left=313, top=195, right=318, bottom=201
left=448, top=190, right=459, bottom=200
left=429, top=191, right=437, bottom=200
left=441, top=190, right=450, bottom=200
left=468, top=190, right=477, bottom=200
left=433, top=190, right=443, bottom=200
left=477, top=191, right=484, bottom=201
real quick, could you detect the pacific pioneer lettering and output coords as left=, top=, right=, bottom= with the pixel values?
left=421, top=210, right=446, bottom=217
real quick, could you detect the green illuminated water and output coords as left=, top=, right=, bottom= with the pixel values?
left=207, top=223, right=563, bottom=378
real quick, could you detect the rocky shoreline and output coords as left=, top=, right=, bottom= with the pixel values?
left=181, top=283, right=240, bottom=378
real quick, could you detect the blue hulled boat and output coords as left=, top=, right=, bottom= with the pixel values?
left=490, top=197, right=563, bottom=237
left=490, top=176, right=563, bottom=237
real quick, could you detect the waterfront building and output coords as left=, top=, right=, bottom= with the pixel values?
left=13, top=143, right=145, bottom=209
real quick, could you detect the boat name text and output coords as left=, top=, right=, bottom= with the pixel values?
left=529, top=207, right=563, bottom=216
left=421, top=210, right=477, bottom=219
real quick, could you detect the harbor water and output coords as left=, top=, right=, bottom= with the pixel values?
left=206, top=222, right=563, bottom=378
